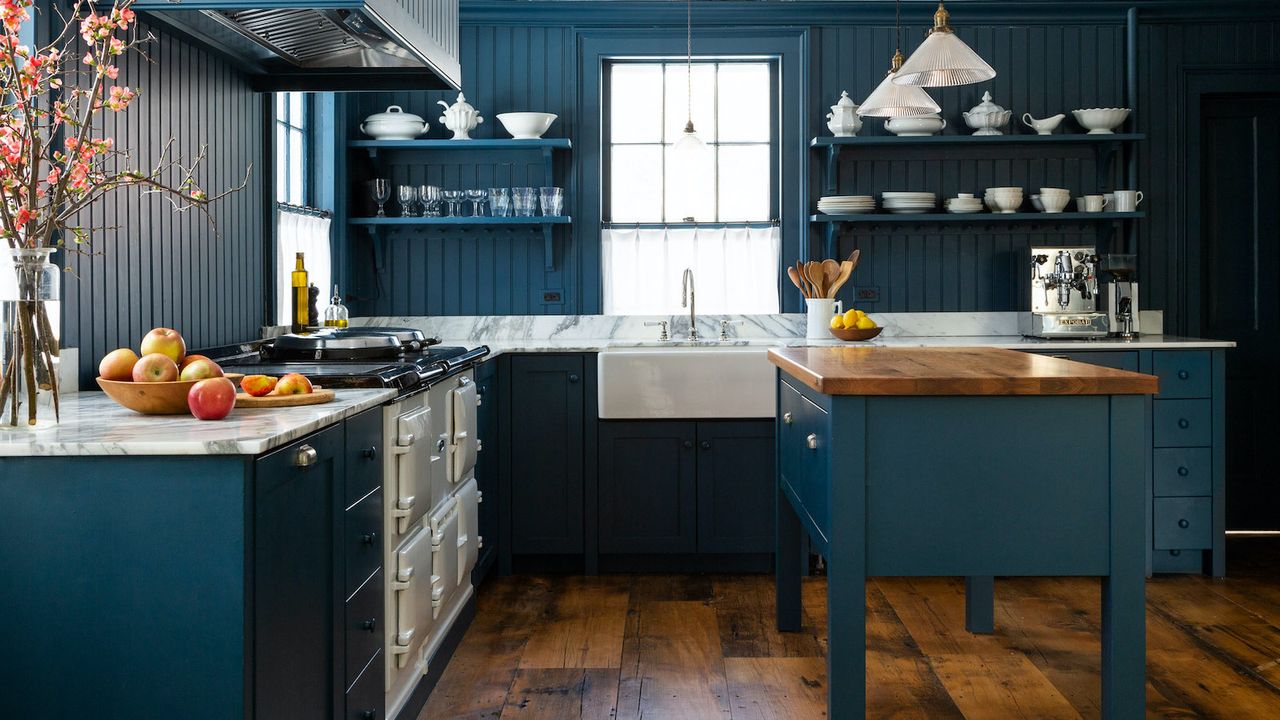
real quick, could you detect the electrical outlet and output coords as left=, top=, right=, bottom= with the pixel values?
left=857, top=287, right=880, bottom=302
left=541, top=290, right=563, bottom=303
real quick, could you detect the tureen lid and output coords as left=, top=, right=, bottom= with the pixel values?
left=442, top=92, right=476, bottom=112
left=831, top=90, right=858, bottom=110
left=363, top=105, right=426, bottom=125
left=965, top=91, right=1005, bottom=115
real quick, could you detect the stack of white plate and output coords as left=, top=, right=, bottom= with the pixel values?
left=881, top=191, right=937, bottom=214
left=817, top=195, right=876, bottom=215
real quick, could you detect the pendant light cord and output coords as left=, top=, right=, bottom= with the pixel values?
left=895, top=0, right=901, bottom=53
left=685, top=0, right=694, bottom=131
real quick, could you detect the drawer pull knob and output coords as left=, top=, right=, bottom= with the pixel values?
left=361, top=532, right=377, bottom=545
left=1177, top=466, right=1190, bottom=477
left=361, top=711, right=376, bottom=720
left=683, top=440, right=693, bottom=449
left=1178, top=518, right=1190, bottom=529
left=1170, top=549, right=1182, bottom=557
left=700, top=441, right=712, bottom=450
left=1178, top=419, right=1190, bottom=429
left=294, top=445, right=317, bottom=468
left=362, top=618, right=378, bottom=632
left=806, top=433, right=819, bottom=450
left=783, top=412, right=794, bottom=425
left=568, top=373, right=580, bottom=383
left=362, top=446, right=378, bottom=461
left=1178, top=370, right=1190, bottom=380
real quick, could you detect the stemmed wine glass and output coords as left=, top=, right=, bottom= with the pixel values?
left=371, top=178, right=391, bottom=217
left=442, top=189, right=465, bottom=217
left=398, top=185, right=420, bottom=217
left=419, top=185, right=442, bottom=217
left=465, top=189, right=489, bottom=217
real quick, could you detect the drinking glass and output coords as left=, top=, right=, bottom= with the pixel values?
left=465, top=189, right=489, bottom=216
left=489, top=188, right=512, bottom=217
left=397, top=185, right=419, bottom=217
left=539, top=186, right=564, bottom=216
left=419, top=185, right=441, bottom=217
left=371, top=178, right=391, bottom=217
left=442, top=189, right=465, bottom=217
left=512, top=187, right=538, bottom=217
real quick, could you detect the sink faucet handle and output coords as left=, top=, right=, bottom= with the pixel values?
left=719, top=320, right=743, bottom=341
left=644, top=320, right=670, bottom=341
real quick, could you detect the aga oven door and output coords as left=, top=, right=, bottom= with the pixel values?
left=448, top=373, right=479, bottom=485
left=386, top=396, right=443, bottom=536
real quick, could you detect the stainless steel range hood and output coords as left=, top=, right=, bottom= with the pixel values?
left=134, top=0, right=460, bottom=92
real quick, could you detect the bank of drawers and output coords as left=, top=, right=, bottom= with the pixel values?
left=1150, top=351, right=1213, bottom=553
left=345, top=409, right=387, bottom=720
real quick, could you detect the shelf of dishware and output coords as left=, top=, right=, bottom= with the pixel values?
left=349, top=138, right=572, bottom=151
left=810, top=211, right=1144, bottom=224
left=810, top=133, right=1145, bottom=148
left=350, top=216, right=572, bottom=225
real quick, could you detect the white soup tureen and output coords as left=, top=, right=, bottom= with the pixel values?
left=360, top=106, right=428, bottom=140
left=963, top=91, right=1012, bottom=136
left=826, top=91, right=862, bottom=137
left=437, top=93, right=484, bottom=140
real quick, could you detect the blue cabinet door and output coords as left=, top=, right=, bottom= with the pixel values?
left=696, top=420, right=776, bottom=554
left=509, top=355, right=586, bottom=553
left=598, top=421, right=698, bottom=553
left=474, top=359, right=499, bottom=581
left=252, top=424, right=344, bottom=720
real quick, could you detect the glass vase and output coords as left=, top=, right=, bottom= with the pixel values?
left=0, top=247, right=61, bottom=427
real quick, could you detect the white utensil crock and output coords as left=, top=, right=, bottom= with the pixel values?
left=806, top=298, right=844, bottom=339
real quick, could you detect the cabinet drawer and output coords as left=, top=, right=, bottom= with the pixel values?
left=1041, top=351, right=1139, bottom=372
left=346, top=487, right=383, bottom=593
left=345, top=567, right=384, bottom=691
left=345, top=648, right=385, bottom=720
left=345, top=408, right=384, bottom=506
left=1153, top=399, right=1212, bottom=447
left=1153, top=497, right=1212, bottom=550
left=779, top=381, right=830, bottom=545
left=1152, top=351, right=1212, bottom=399
left=1153, top=448, right=1213, bottom=497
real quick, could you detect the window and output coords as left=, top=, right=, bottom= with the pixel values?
left=602, top=59, right=780, bottom=315
left=275, top=92, right=308, bottom=205
left=606, top=60, right=774, bottom=223
left=273, top=92, right=332, bottom=326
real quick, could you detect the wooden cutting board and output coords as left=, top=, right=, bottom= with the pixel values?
left=235, top=388, right=336, bottom=408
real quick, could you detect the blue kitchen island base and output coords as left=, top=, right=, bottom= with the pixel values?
left=769, top=347, right=1156, bottom=719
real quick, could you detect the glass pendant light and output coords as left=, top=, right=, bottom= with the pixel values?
left=893, top=0, right=996, bottom=88
left=858, top=0, right=941, bottom=117
left=671, top=0, right=707, bottom=165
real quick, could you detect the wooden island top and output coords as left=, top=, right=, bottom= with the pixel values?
left=767, top=346, right=1159, bottom=396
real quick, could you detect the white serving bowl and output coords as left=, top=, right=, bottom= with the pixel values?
left=496, top=112, right=558, bottom=139
left=885, top=114, right=946, bottom=137
left=1072, top=108, right=1130, bottom=134
left=1039, top=194, right=1070, bottom=213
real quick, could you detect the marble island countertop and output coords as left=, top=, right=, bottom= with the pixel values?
left=0, top=388, right=395, bottom=457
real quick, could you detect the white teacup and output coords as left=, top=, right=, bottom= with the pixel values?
left=806, top=298, right=844, bottom=339
left=1112, top=190, right=1144, bottom=212
left=1079, top=194, right=1107, bottom=213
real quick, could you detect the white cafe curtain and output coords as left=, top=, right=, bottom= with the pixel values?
left=275, top=210, right=332, bottom=326
left=602, top=226, right=781, bottom=315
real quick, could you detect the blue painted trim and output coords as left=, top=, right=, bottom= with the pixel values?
left=811, top=212, right=1145, bottom=223
left=350, top=216, right=572, bottom=225
left=811, top=133, right=1146, bottom=147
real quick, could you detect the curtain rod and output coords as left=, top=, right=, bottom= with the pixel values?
left=276, top=201, right=332, bottom=219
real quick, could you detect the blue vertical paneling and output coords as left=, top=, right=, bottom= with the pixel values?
left=60, top=17, right=264, bottom=384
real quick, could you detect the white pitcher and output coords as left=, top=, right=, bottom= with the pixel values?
left=805, top=298, right=844, bottom=339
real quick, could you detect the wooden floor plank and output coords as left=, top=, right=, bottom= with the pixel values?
left=725, top=657, right=827, bottom=720
left=520, top=577, right=630, bottom=669
left=498, top=668, right=619, bottom=719
left=633, top=600, right=732, bottom=719
left=866, top=581, right=965, bottom=719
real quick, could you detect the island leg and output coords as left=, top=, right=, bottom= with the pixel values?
left=1102, top=395, right=1146, bottom=718
left=827, top=545, right=866, bottom=719
left=776, top=482, right=803, bottom=632
left=964, top=576, right=995, bottom=634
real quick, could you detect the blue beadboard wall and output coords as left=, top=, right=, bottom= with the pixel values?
left=334, top=2, right=1278, bottom=334
left=60, top=15, right=265, bottom=384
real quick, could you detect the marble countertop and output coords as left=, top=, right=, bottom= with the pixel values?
left=0, top=388, right=395, bottom=457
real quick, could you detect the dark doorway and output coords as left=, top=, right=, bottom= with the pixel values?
left=1201, top=94, right=1280, bottom=530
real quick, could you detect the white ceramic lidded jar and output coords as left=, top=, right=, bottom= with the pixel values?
left=359, top=106, right=429, bottom=140
left=437, top=92, right=484, bottom=140
left=962, top=91, right=1013, bottom=136
left=826, top=91, right=862, bottom=137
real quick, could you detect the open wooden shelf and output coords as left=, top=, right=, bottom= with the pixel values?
left=349, top=215, right=571, bottom=226
left=349, top=138, right=572, bottom=151
left=810, top=211, right=1144, bottom=224
left=810, top=133, right=1144, bottom=148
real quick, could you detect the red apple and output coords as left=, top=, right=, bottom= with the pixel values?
left=187, top=377, right=237, bottom=420
left=275, top=373, right=313, bottom=395
left=180, top=354, right=212, bottom=370
left=132, top=353, right=179, bottom=382
left=179, top=358, right=224, bottom=382
left=98, top=348, right=139, bottom=381
left=140, top=327, right=186, bottom=364
left=240, top=375, right=278, bottom=397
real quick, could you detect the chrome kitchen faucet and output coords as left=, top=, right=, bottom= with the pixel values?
left=681, top=268, right=698, bottom=341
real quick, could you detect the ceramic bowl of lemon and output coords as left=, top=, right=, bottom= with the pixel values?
left=829, top=308, right=883, bottom=341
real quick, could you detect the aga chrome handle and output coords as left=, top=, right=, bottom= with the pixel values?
left=782, top=412, right=793, bottom=424
left=806, top=433, right=819, bottom=450
left=294, top=445, right=317, bottom=468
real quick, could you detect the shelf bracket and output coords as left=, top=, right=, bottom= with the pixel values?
left=543, top=224, right=556, bottom=271
left=362, top=225, right=387, bottom=273
left=825, top=145, right=842, bottom=197
left=543, top=147, right=554, bottom=187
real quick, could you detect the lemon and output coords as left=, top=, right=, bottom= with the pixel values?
left=830, top=314, right=845, bottom=330
left=842, top=309, right=858, bottom=326
left=855, top=309, right=868, bottom=318
left=855, top=316, right=876, bottom=330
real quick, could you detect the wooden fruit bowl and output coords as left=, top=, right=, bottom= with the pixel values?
left=829, top=326, right=884, bottom=342
left=97, top=374, right=244, bottom=415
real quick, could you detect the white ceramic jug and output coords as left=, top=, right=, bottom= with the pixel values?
left=806, top=298, right=844, bottom=339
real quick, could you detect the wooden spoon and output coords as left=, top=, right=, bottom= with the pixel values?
left=806, top=261, right=826, bottom=299
left=847, top=248, right=861, bottom=271
left=828, top=260, right=854, bottom=298
left=786, top=265, right=807, bottom=297
left=794, top=260, right=811, bottom=298
left=821, top=259, right=841, bottom=296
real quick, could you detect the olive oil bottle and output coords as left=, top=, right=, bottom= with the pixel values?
left=290, top=252, right=309, bottom=333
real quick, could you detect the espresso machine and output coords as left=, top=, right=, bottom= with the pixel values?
left=1100, top=253, right=1140, bottom=339
left=1019, top=245, right=1111, bottom=338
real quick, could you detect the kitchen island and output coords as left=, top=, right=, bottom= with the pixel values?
left=769, top=347, right=1159, bottom=719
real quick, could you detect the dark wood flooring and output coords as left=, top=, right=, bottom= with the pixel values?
left=419, top=538, right=1280, bottom=719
